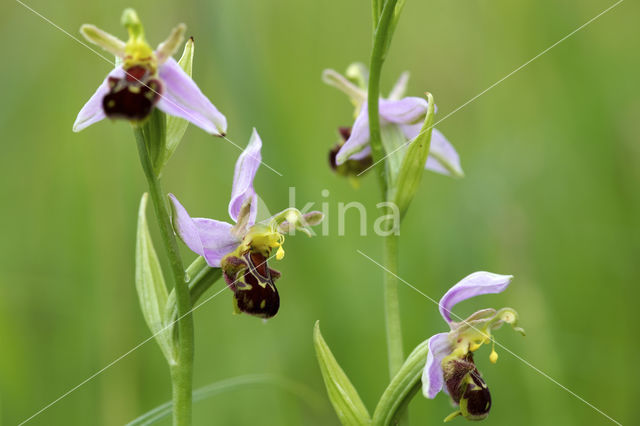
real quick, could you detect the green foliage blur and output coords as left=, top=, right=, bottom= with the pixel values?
left=1, top=0, right=638, bottom=424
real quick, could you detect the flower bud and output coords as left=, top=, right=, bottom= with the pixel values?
left=345, top=62, right=368, bottom=90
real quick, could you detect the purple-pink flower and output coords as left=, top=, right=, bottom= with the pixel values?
left=169, top=129, right=322, bottom=318
left=169, top=129, right=263, bottom=268
left=422, top=272, right=524, bottom=421
left=323, top=68, right=463, bottom=178
left=73, top=9, right=226, bottom=136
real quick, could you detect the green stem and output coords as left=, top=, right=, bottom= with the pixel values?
left=134, top=128, right=193, bottom=426
left=383, top=233, right=403, bottom=377
left=368, top=3, right=409, bottom=423
left=368, top=0, right=399, bottom=197
left=368, top=0, right=403, bottom=378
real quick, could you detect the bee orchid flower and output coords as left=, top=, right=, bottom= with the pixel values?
left=169, top=129, right=322, bottom=319
left=324, top=67, right=463, bottom=178
left=73, top=8, right=226, bottom=136
left=422, top=272, right=525, bottom=422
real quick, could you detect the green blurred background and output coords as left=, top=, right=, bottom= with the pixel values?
left=1, top=0, right=638, bottom=424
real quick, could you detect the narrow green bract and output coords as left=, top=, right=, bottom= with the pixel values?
left=390, top=92, right=435, bottom=219
left=135, top=193, right=176, bottom=364
left=380, top=123, right=408, bottom=190
left=313, top=322, right=371, bottom=425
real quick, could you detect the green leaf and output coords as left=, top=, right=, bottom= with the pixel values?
left=313, top=321, right=371, bottom=425
left=158, top=37, right=194, bottom=172
left=390, top=92, right=436, bottom=219
left=372, top=339, right=429, bottom=426
left=136, top=193, right=175, bottom=364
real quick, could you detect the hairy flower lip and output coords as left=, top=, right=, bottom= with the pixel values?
left=73, top=9, right=227, bottom=135
left=102, top=66, right=162, bottom=121
left=222, top=250, right=281, bottom=319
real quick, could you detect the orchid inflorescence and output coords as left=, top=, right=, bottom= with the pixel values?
left=71, top=5, right=525, bottom=425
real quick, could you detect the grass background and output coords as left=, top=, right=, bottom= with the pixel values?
left=1, top=0, right=638, bottom=424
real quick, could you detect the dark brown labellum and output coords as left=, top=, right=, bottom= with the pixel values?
left=444, top=356, right=477, bottom=403
left=223, top=251, right=281, bottom=319
left=103, top=65, right=162, bottom=121
left=461, top=370, right=492, bottom=420
left=443, top=352, right=492, bottom=420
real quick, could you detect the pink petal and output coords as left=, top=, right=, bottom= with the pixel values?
left=228, top=129, right=261, bottom=223
left=439, top=272, right=513, bottom=323
left=348, top=144, right=372, bottom=161
left=156, top=58, right=227, bottom=136
left=73, top=66, right=124, bottom=132
left=335, top=106, right=370, bottom=165
left=169, top=194, right=239, bottom=267
left=379, top=97, right=428, bottom=124
left=421, top=332, right=452, bottom=399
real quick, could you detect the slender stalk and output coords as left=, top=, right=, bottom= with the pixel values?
left=134, top=128, right=193, bottom=426
left=383, top=233, right=403, bottom=377
left=367, top=0, right=403, bottom=379
left=368, top=0, right=399, bottom=197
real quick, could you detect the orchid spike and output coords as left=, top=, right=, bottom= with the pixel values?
left=421, top=272, right=525, bottom=421
left=169, top=129, right=323, bottom=318
left=73, top=8, right=227, bottom=136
